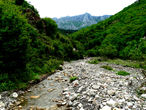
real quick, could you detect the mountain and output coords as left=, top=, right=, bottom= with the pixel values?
left=71, top=0, right=146, bottom=60
left=53, top=13, right=111, bottom=30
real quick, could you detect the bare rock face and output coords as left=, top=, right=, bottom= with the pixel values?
left=53, top=13, right=111, bottom=30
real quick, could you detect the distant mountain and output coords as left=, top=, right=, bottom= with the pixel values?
left=53, top=13, right=111, bottom=30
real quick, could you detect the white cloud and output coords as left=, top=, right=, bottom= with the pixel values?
left=26, top=0, right=137, bottom=18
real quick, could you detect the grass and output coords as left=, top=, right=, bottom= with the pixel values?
left=107, top=59, right=146, bottom=70
left=88, top=57, right=108, bottom=64
left=88, top=57, right=146, bottom=70
left=101, top=65, right=113, bottom=70
left=70, top=76, right=78, bottom=82
left=116, top=71, right=130, bottom=76
left=88, top=59, right=99, bottom=64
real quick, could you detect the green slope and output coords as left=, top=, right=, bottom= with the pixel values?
left=0, top=0, right=81, bottom=91
left=71, top=0, right=146, bottom=60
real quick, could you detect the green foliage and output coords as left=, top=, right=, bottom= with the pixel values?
left=71, top=0, right=146, bottom=60
left=0, top=0, right=82, bottom=91
left=42, top=18, right=58, bottom=38
left=88, top=58, right=99, bottom=64
left=107, top=59, right=146, bottom=70
left=116, top=71, right=130, bottom=76
left=70, top=76, right=78, bottom=82
left=101, top=65, right=113, bottom=70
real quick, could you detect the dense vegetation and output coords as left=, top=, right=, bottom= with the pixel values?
left=71, top=0, right=146, bottom=60
left=0, top=0, right=82, bottom=91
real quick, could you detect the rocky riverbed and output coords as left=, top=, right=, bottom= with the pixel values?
left=0, top=58, right=146, bottom=110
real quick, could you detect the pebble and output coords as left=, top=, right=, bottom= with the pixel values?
left=0, top=101, right=5, bottom=108
left=106, top=99, right=117, bottom=106
left=141, top=94, right=146, bottom=98
left=12, top=92, right=18, bottom=98
left=100, top=105, right=111, bottom=110
left=107, top=90, right=115, bottom=96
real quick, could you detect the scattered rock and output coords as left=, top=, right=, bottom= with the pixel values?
left=92, top=85, right=100, bottom=90
left=0, top=101, right=5, bottom=108
left=12, top=92, right=18, bottom=98
left=100, top=105, right=111, bottom=110
left=106, top=99, right=117, bottom=106
left=72, top=80, right=79, bottom=87
left=107, top=90, right=115, bottom=96
left=141, top=94, right=146, bottom=98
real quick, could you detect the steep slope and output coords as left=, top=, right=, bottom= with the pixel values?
left=0, top=0, right=81, bottom=91
left=71, top=0, right=146, bottom=60
left=53, top=13, right=111, bottom=30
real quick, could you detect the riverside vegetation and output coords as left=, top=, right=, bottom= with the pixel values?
left=0, top=0, right=146, bottom=96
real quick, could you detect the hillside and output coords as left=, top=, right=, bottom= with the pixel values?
left=53, top=13, right=111, bottom=30
left=71, top=0, right=146, bottom=60
left=0, top=0, right=82, bottom=91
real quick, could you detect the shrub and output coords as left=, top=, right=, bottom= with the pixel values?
left=116, top=71, right=130, bottom=76
left=70, top=76, right=78, bottom=82
left=88, top=59, right=99, bottom=64
left=42, top=18, right=58, bottom=38
left=101, top=65, right=113, bottom=70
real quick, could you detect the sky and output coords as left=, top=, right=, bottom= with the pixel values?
left=26, top=0, right=137, bottom=18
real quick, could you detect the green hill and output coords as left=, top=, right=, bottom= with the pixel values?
left=71, top=0, right=146, bottom=60
left=0, top=0, right=81, bottom=91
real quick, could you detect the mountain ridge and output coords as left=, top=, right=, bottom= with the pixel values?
left=53, top=13, right=111, bottom=30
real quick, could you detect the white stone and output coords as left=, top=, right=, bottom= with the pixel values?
left=77, top=86, right=84, bottom=93
left=107, top=99, right=117, bottom=106
left=127, top=102, right=133, bottom=107
left=0, top=101, right=5, bottom=108
left=73, top=80, right=79, bottom=87
left=88, top=97, right=92, bottom=102
left=118, top=99, right=125, bottom=104
left=92, top=85, right=100, bottom=89
left=80, top=107, right=84, bottom=110
left=78, top=103, right=83, bottom=108
left=113, top=108, right=122, bottom=110
left=68, top=101, right=72, bottom=106
left=69, top=93, right=78, bottom=101
left=100, top=106, right=111, bottom=110
left=63, top=88, right=69, bottom=91
left=95, top=94, right=100, bottom=98
left=87, top=89, right=96, bottom=96
left=107, top=90, right=115, bottom=96
left=141, top=94, right=146, bottom=98
left=12, top=92, right=18, bottom=98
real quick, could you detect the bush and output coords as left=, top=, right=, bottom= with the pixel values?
left=88, top=59, right=99, bottom=64
left=42, top=18, right=58, bottom=38
left=70, top=76, right=78, bottom=82
left=101, top=65, right=113, bottom=70
left=116, top=71, right=130, bottom=76
left=0, top=2, right=33, bottom=79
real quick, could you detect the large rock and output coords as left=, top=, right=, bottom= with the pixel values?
left=0, top=101, right=5, bottom=108
left=100, top=106, right=111, bottom=110
left=12, top=92, right=18, bottom=98
left=106, top=99, right=117, bottom=107
left=141, top=94, right=146, bottom=98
